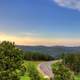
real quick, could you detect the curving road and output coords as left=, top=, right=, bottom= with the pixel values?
left=38, top=60, right=62, bottom=79
left=38, top=61, right=54, bottom=79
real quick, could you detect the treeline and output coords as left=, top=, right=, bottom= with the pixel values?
left=24, top=51, right=54, bottom=61
left=62, top=53, right=80, bottom=74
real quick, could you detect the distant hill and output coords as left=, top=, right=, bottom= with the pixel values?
left=17, top=45, right=80, bottom=57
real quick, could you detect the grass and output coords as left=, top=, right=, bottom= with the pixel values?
left=23, top=61, right=43, bottom=67
left=75, top=74, right=80, bottom=80
left=20, top=75, right=30, bottom=80
left=20, top=60, right=44, bottom=80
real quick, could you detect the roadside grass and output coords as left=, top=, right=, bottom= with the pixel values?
left=20, top=61, right=44, bottom=80
left=23, top=61, right=44, bottom=67
left=20, top=74, right=30, bottom=80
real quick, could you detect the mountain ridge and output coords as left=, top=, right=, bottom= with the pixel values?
left=17, top=45, right=80, bottom=57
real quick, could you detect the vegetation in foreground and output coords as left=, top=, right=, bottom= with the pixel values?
left=26, top=63, right=40, bottom=80
left=62, top=53, right=80, bottom=80
left=21, top=61, right=48, bottom=80
left=52, top=62, right=74, bottom=80
left=51, top=53, right=80, bottom=80
left=62, top=53, right=80, bottom=74
left=0, top=41, right=25, bottom=80
left=74, top=74, right=80, bottom=80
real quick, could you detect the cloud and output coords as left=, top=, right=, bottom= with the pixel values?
left=20, top=32, right=40, bottom=37
left=53, top=0, right=80, bottom=11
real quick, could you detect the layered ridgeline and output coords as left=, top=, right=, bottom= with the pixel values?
left=17, top=45, right=80, bottom=58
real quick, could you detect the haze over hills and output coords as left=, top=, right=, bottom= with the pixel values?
left=17, top=45, right=80, bottom=57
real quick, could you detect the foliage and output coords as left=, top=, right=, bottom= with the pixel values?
left=0, top=41, right=25, bottom=80
left=62, top=53, right=80, bottom=74
left=26, top=63, right=41, bottom=80
left=20, top=61, right=46, bottom=80
left=52, top=62, right=74, bottom=80
left=74, top=74, right=80, bottom=80
left=24, top=51, right=54, bottom=61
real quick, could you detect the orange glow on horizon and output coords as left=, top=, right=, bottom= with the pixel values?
left=0, top=33, right=80, bottom=46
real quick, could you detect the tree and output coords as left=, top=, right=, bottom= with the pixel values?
left=52, top=62, right=74, bottom=80
left=0, top=41, right=25, bottom=80
left=24, top=51, right=54, bottom=61
left=62, top=53, right=80, bottom=74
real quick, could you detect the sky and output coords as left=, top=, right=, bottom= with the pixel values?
left=0, top=0, right=80, bottom=46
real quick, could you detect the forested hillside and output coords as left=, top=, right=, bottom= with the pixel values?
left=17, top=45, right=80, bottom=57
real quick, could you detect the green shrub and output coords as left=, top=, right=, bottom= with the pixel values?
left=62, top=53, right=80, bottom=74
left=0, top=41, right=25, bottom=80
left=52, top=62, right=74, bottom=80
left=27, top=63, right=40, bottom=80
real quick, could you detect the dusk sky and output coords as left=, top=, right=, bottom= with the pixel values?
left=0, top=0, right=80, bottom=46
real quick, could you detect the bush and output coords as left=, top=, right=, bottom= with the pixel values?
left=52, top=62, right=74, bottom=80
left=0, top=41, right=25, bottom=80
left=62, top=53, right=80, bottom=74
left=26, top=63, right=40, bottom=80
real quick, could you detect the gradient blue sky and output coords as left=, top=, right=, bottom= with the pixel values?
left=0, top=0, right=80, bottom=46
